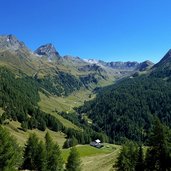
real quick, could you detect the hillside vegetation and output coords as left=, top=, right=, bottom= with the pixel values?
left=77, top=75, right=171, bottom=143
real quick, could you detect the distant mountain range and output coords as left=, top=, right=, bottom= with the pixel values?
left=0, top=34, right=154, bottom=86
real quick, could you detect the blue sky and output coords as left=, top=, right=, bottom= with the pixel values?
left=1, top=0, right=171, bottom=63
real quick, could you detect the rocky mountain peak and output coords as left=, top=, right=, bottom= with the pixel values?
left=34, top=43, right=60, bottom=61
left=155, top=49, right=171, bottom=67
left=137, top=60, right=154, bottom=71
left=0, top=34, right=27, bottom=51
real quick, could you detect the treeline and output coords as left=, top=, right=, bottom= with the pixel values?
left=0, top=126, right=81, bottom=171
left=77, top=76, right=171, bottom=143
left=36, top=71, right=104, bottom=96
left=115, top=118, right=171, bottom=171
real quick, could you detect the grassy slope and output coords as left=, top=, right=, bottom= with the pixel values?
left=38, top=92, right=80, bottom=129
left=38, top=88, right=95, bottom=113
left=62, top=144, right=120, bottom=171
left=80, top=144, right=120, bottom=171
left=38, top=88, right=95, bottom=129
left=3, top=121, right=66, bottom=147
left=4, top=121, right=120, bottom=171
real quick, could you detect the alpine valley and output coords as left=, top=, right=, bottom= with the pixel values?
left=2, top=34, right=171, bottom=170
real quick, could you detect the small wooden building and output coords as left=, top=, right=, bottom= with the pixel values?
left=90, top=139, right=103, bottom=148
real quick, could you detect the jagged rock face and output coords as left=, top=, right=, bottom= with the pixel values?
left=35, top=43, right=60, bottom=61
left=0, top=34, right=27, bottom=51
left=106, top=61, right=139, bottom=70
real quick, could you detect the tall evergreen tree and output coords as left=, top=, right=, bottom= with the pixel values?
left=23, top=139, right=47, bottom=171
left=145, top=118, right=171, bottom=170
left=22, top=133, right=40, bottom=170
left=45, top=132, right=64, bottom=171
left=0, top=126, right=22, bottom=171
left=35, top=141, right=47, bottom=171
left=114, top=141, right=138, bottom=171
left=66, top=147, right=82, bottom=171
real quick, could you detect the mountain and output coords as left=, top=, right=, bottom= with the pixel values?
left=150, top=49, right=171, bottom=78
left=35, top=43, right=61, bottom=61
left=154, top=49, right=171, bottom=67
left=0, top=34, right=29, bottom=52
left=0, top=35, right=155, bottom=88
left=0, top=35, right=112, bottom=96
left=0, top=34, right=154, bottom=98
left=136, top=60, right=154, bottom=71
left=84, top=59, right=154, bottom=74
left=76, top=49, right=171, bottom=143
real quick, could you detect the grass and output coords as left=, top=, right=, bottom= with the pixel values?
left=80, top=144, right=121, bottom=171
left=3, top=121, right=121, bottom=171
left=38, top=89, right=95, bottom=130
left=62, top=144, right=121, bottom=171
left=38, top=88, right=94, bottom=113
left=3, top=121, right=66, bottom=147
left=62, top=143, right=119, bottom=159
left=38, top=92, right=80, bottom=130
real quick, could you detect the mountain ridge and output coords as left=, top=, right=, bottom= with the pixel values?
left=0, top=34, right=154, bottom=97
left=0, top=34, right=153, bottom=72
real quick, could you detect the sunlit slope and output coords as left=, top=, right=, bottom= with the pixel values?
left=3, top=121, right=66, bottom=147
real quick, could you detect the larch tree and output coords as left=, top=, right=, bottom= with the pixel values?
left=66, top=147, right=82, bottom=171
left=0, top=126, right=22, bottom=171
left=45, top=132, right=64, bottom=171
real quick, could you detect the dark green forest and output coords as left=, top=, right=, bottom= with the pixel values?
left=115, top=118, right=171, bottom=171
left=77, top=75, right=171, bottom=143
left=0, top=67, right=63, bottom=131
left=0, top=67, right=107, bottom=146
left=36, top=71, right=83, bottom=96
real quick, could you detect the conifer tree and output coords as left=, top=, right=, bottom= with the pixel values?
left=0, top=126, right=22, bottom=170
left=114, top=141, right=138, bottom=171
left=63, top=137, right=78, bottom=149
left=23, top=139, right=46, bottom=171
left=22, top=133, right=40, bottom=170
left=63, top=139, right=70, bottom=148
left=145, top=118, right=171, bottom=170
left=66, top=147, right=82, bottom=171
left=45, top=132, right=64, bottom=171
left=35, top=141, right=47, bottom=171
